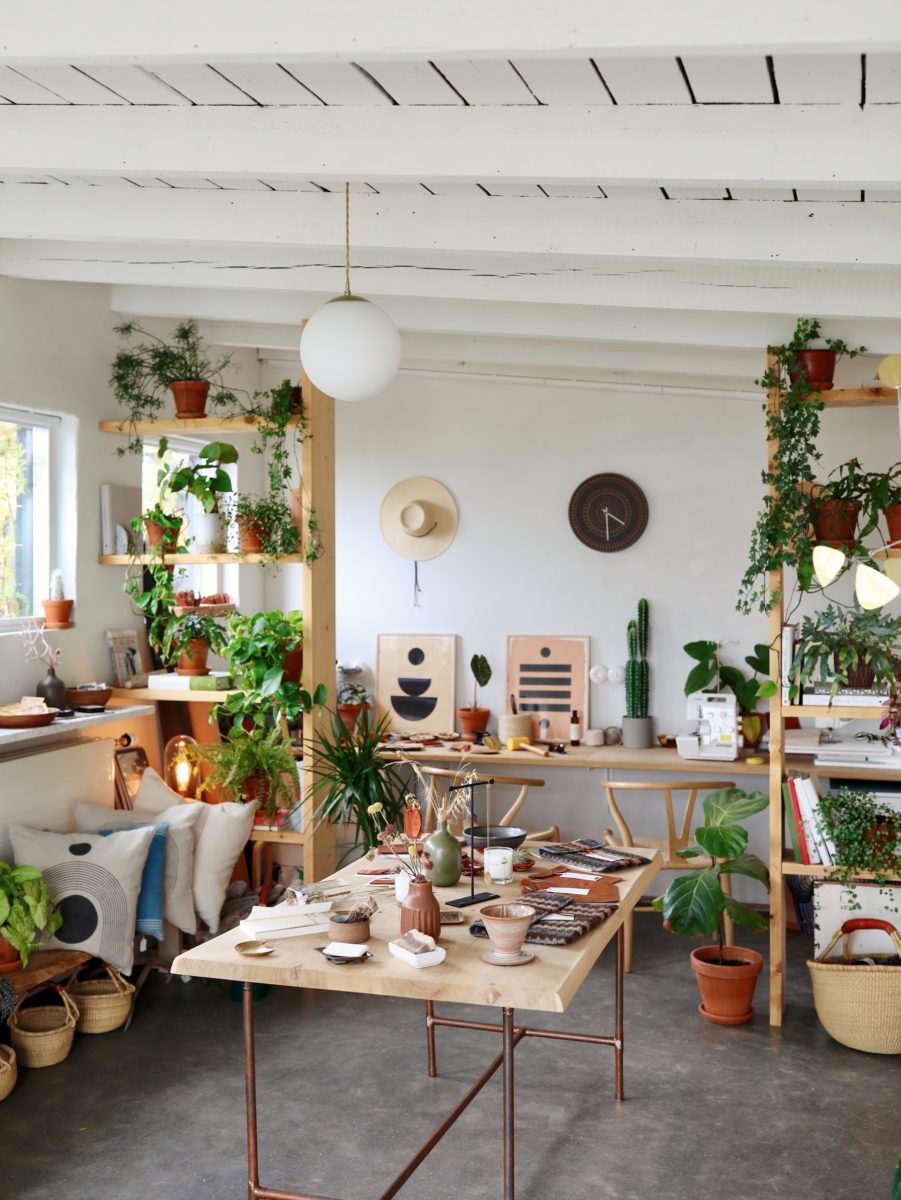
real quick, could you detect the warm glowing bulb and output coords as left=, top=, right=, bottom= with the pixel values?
left=855, top=563, right=901, bottom=610
left=812, top=544, right=847, bottom=588
left=174, top=757, right=192, bottom=793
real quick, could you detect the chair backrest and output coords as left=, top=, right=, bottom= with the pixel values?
left=602, top=779, right=736, bottom=864
left=416, top=765, right=545, bottom=831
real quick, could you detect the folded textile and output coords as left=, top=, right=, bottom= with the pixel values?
left=538, top=838, right=650, bottom=875
left=469, top=893, right=617, bottom=946
left=521, top=873, right=620, bottom=904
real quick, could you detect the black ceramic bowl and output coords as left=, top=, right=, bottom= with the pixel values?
left=462, top=825, right=528, bottom=850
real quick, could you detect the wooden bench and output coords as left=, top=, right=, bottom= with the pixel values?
left=3, top=950, right=91, bottom=1005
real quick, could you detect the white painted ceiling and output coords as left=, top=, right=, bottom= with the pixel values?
left=2, top=2, right=901, bottom=396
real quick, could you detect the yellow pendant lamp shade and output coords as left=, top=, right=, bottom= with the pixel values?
left=877, top=356, right=901, bottom=388
left=854, top=563, right=901, bottom=610
left=812, top=544, right=846, bottom=588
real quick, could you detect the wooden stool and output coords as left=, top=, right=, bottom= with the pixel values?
left=601, top=778, right=737, bottom=973
left=417, top=766, right=559, bottom=842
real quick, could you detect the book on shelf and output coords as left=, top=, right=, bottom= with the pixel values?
left=783, top=781, right=806, bottom=864
left=785, top=775, right=840, bottom=866
left=787, top=777, right=818, bottom=863
left=238, top=904, right=331, bottom=940
left=146, top=671, right=233, bottom=691
left=800, top=685, right=888, bottom=708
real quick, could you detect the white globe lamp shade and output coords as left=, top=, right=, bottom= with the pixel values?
left=854, top=563, right=901, bottom=610
left=300, top=296, right=401, bottom=402
left=812, top=544, right=846, bottom=589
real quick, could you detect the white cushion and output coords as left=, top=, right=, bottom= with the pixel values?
left=74, top=799, right=202, bottom=935
left=9, top=824, right=155, bottom=974
left=134, top=768, right=257, bottom=933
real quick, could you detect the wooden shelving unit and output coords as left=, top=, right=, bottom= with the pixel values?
left=100, top=387, right=337, bottom=883
left=766, top=357, right=901, bottom=1026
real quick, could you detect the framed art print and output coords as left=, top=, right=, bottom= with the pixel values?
left=506, top=635, right=589, bottom=741
left=376, top=633, right=457, bottom=733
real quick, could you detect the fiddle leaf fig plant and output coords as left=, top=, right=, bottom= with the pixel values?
left=0, top=861, right=62, bottom=967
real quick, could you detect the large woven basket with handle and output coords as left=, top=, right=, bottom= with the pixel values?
left=65, top=964, right=134, bottom=1034
left=0, top=1045, right=16, bottom=1100
left=9, top=986, right=78, bottom=1068
left=808, top=918, right=901, bottom=1055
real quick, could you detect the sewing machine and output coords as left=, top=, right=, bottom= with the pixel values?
left=676, top=692, right=740, bottom=761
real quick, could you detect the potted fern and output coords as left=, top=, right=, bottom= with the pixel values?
left=459, top=653, right=492, bottom=738
left=0, top=861, right=62, bottom=971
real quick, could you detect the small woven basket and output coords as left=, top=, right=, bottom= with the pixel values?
left=0, top=1045, right=17, bottom=1100
left=808, top=918, right=901, bottom=1055
left=9, top=986, right=78, bottom=1068
left=65, top=964, right=134, bottom=1034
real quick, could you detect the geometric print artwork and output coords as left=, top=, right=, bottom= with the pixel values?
left=506, top=635, right=590, bottom=742
left=8, top=824, right=156, bottom=975
left=376, top=633, right=457, bottom=733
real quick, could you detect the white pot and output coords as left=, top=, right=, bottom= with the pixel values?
left=190, top=509, right=224, bottom=554
left=394, top=872, right=410, bottom=905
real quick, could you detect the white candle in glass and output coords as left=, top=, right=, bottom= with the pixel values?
left=483, top=846, right=514, bottom=885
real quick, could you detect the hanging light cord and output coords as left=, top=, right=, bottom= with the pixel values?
left=344, top=181, right=351, bottom=297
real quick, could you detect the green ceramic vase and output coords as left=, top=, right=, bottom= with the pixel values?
left=424, top=820, right=462, bottom=887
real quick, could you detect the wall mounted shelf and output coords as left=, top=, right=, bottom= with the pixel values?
left=99, top=554, right=305, bottom=565
left=111, top=687, right=234, bottom=703
left=99, top=416, right=302, bottom=436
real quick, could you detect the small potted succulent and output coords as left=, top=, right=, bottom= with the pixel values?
left=458, top=653, right=492, bottom=739
left=0, top=860, right=62, bottom=971
left=41, top=570, right=73, bottom=629
left=162, top=611, right=226, bottom=676
left=653, top=787, right=770, bottom=1025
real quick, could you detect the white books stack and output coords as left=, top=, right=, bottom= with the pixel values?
left=791, top=776, right=837, bottom=866
left=238, top=901, right=332, bottom=941
left=814, top=741, right=893, bottom=769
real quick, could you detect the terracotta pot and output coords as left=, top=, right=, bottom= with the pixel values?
left=337, top=701, right=369, bottom=732
left=690, top=945, right=764, bottom=1025
left=328, top=915, right=370, bottom=944
left=479, top=903, right=537, bottom=959
left=0, top=934, right=21, bottom=975
left=458, top=707, right=490, bottom=739
left=400, top=877, right=441, bottom=943
left=242, top=775, right=271, bottom=810
left=864, top=817, right=898, bottom=853
left=289, top=385, right=303, bottom=413
left=40, top=599, right=73, bottom=629
left=885, top=504, right=901, bottom=545
left=144, top=516, right=182, bottom=550
left=788, top=349, right=837, bottom=391
left=237, top=516, right=265, bottom=554
left=832, top=653, right=875, bottom=690
left=176, top=639, right=210, bottom=676
left=812, top=498, right=860, bottom=548
left=740, top=711, right=769, bottom=751
left=171, top=379, right=210, bottom=419
left=283, top=646, right=303, bottom=684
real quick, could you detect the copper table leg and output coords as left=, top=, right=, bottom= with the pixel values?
left=244, top=983, right=260, bottom=1200
left=425, top=999, right=437, bottom=1077
left=502, top=1007, right=515, bottom=1200
left=614, top=924, right=625, bottom=1102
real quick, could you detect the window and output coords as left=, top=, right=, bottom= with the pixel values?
left=0, top=407, right=56, bottom=621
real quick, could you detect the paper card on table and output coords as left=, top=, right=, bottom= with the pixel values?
left=323, top=942, right=368, bottom=957
left=547, top=886, right=590, bottom=895
left=544, top=914, right=577, bottom=922
left=559, top=872, right=598, bottom=881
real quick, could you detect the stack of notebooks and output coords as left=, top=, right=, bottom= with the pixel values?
left=783, top=776, right=837, bottom=867
left=145, top=670, right=234, bottom=691
left=238, top=901, right=331, bottom=941
left=813, top=741, right=893, bottom=769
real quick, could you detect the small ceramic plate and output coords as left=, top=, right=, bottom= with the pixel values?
left=235, top=940, right=275, bottom=957
left=481, top=948, right=535, bottom=967
left=317, top=947, right=373, bottom=965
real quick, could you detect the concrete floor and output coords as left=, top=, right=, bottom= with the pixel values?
left=4, top=923, right=898, bottom=1200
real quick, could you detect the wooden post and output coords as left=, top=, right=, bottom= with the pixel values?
left=766, top=347, right=786, bottom=1027
left=300, top=336, right=337, bottom=884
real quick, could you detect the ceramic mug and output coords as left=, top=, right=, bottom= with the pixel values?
left=483, top=846, right=513, bottom=885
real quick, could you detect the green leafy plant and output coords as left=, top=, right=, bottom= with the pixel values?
left=161, top=611, right=226, bottom=668
left=223, top=609, right=303, bottom=693
left=789, top=603, right=901, bottom=701
left=338, top=679, right=368, bottom=705
left=189, top=725, right=299, bottom=819
left=215, top=678, right=326, bottom=735
left=683, top=641, right=771, bottom=713
left=312, top=707, right=408, bottom=864
left=166, top=440, right=239, bottom=513
left=124, top=561, right=182, bottom=659
left=467, top=653, right=492, bottom=709
left=0, top=860, right=62, bottom=967
left=785, top=317, right=866, bottom=361
left=625, top=599, right=650, bottom=720
left=815, top=788, right=901, bottom=907
left=111, top=320, right=238, bottom=456
left=232, top=493, right=301, bottom=562
left=652, top=787, right=770, bottom=962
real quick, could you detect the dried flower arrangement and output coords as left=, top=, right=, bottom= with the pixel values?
left=18, top=620, right=62, bottom=669
left=342, top=895, right=379, bottom=925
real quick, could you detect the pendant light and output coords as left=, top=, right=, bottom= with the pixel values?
left=299, top=183, right=401, bottom=402
left=811, top=543, right=901, bottom=610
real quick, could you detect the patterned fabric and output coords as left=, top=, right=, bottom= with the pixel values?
left=98, top=822, right=168, bottom=941
left=469, top=893, right=618, bottom=946
left=538, top=838, right=650, bottom=875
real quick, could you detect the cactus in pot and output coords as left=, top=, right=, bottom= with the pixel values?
left=623, top=598, right=653, bottom=748
left=41, top=569, right=73, bottom=629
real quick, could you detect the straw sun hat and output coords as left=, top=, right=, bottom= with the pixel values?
left=379, top=477, right=458, bottom=561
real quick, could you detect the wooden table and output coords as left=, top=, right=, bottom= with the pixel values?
left=173, top=846, right=660, bottom=1200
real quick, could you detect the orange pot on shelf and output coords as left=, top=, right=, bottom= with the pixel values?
left=788, top=349, right=837, bottom=391
left=884, top=504, right=901, bottom=545
left=40, top=599, right=73, bottom=629
left=812, top=498, right=861, bottom=549
left=0, top=934, right=21, bottom=975
left=144, top=516, right=182, bottom=551
left=237, top=517, right=265, bottom=554
left=282, top=646, right=303, bottom=684
left=690, top=945, right=764, bottom=1025
left=171, top=380, right=210, bottom=419
left=176, top=639, right=210, bottom=677
left=458, top=707, right=490, bottom=739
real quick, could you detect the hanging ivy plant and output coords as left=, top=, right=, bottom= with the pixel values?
left=816, top=788, right=901, bottom=909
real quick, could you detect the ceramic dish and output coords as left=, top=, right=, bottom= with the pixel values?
left=317, top=947, right=373, bottom=965
left=463, top=825, right=528, bottom=850
left=480, top=948, right=535, bottom=967
left=0, top=708, right=59, bottom=729
left=235, top=941, right=275, bottom=957
left=66, top=686, right=112, bottom=708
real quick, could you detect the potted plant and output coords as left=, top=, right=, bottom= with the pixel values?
left=683, top=640, right=771, bottom=749
left=232, top=494, right=301, bottom=560
left=814, top=788, right=901, bottom=906
left=124, top=560, right=182, bottom=666
left=312, top=708, right=407, bottom=865
left=165, top=440, right=239, bottom=553
left=784, top=316, right=866, bottom=392
left=810, top=458, right=870, bottom=549
left=161, top=611, right=226, bottom=676
left=189, top=725, right=299, bottom=820
left=41, top=569, right=73, bottom=629
left=652, top=786, right=770, bottom=1025
left=789, top=603, right=901, bottom=700
left=0, top=860, right=62, bottom=971
left=111, top=319, right=238, bottom=454
left=224, top=609, right=304, bottom=693
left=623, top=599, right=653, bottom=748
left=337, top=679, right=369, bottom=732
left=862, top=462, right=901, bottom=546
left=459, top=654, right=492, bottom=738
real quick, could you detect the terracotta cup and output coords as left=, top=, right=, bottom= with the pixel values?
left=479, top=902, right=537, bottom=959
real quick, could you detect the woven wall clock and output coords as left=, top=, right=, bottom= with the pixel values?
left=568, top=473, right=649, bottom=552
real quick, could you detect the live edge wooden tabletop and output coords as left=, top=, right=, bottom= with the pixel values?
left=172, top=848, right=661, bottom=1014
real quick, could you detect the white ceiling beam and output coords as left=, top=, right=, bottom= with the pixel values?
left=2, top=105, right=901, bottom=189
left=3, top=2, right=901, bottom=63
left=4, top=189, right=901, bottom=267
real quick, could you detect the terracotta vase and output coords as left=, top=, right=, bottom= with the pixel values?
left=176, top=639, right=210, bottom=676
left=885, top=504, right=901, bottom=545
left=788, top=349, right=836, bottom=391
left=424, top=820, right=462, bottom=887
left=283, top=646, right=303, bottom=684
left=40, top=599, right=73, bottom=629
left=337, top=701, right=369, bottom=732
left=812, top=498, right=860, bottom=548
left=458, top=707, right=490, bottom=739
left=237, top=517, right=265, bottom=554
left=0, top=934, right=21, bottom=975
left=36, top=665, right=68, bottom=709
left=144, top=516, right=182, bottom=551
left=171, top=379, right=210, bottom=419
left=690, top=945, right=764, bottom=1025
left=400, top=877, right=441, bottom=943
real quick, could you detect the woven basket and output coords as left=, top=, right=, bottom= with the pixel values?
left=808, top=918, right=901, bottom=1055
left=9, top=987, right=78, bottom=1068
left=0, top=1045, right=17, bottom=1100
left=65, top=965, right=134, bottom=1034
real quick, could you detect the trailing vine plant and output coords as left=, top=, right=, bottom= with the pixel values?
left=815, top=788, right=900, bottom=909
